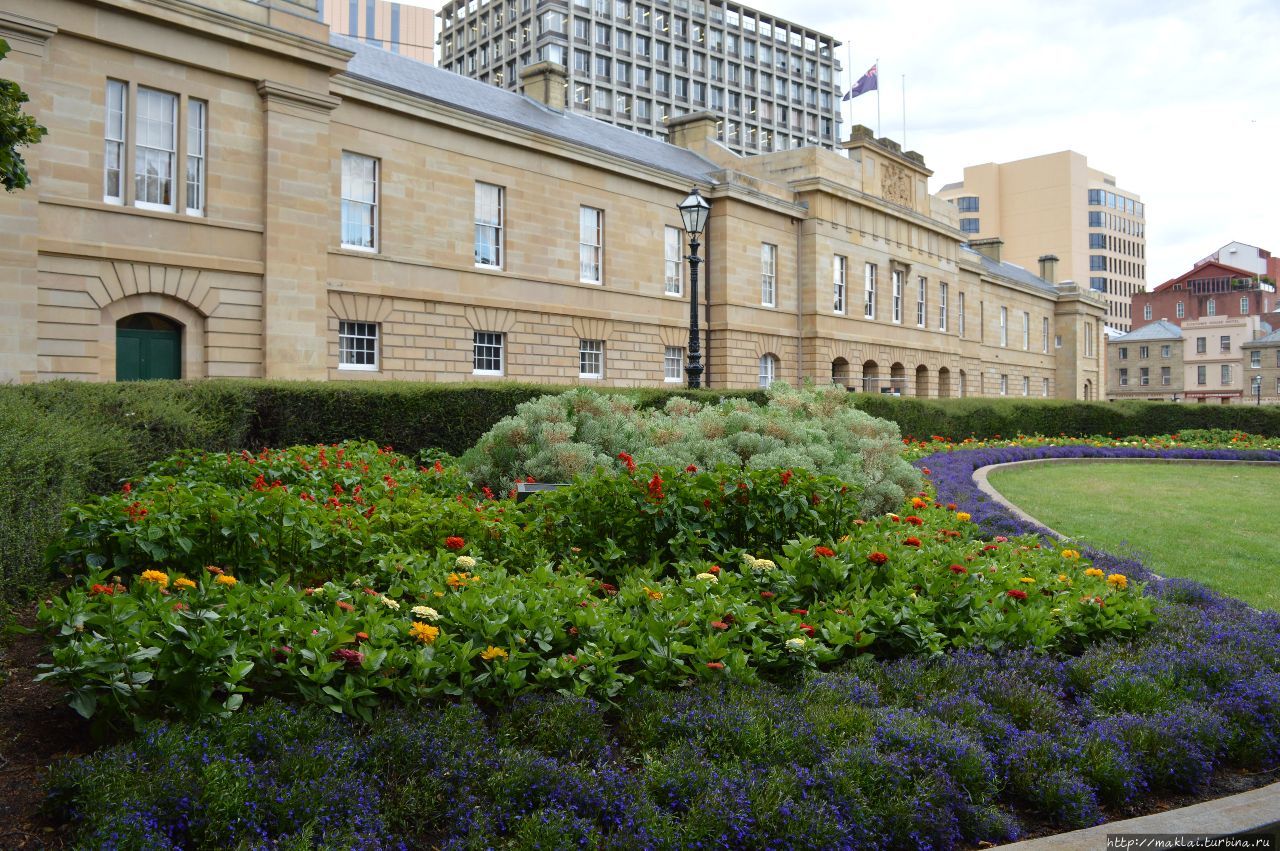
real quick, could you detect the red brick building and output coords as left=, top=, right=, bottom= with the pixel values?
left=1132, top=260, right=1277, bottom=327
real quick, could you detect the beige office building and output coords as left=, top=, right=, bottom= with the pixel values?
left=323, top=0, right=434, bottom=64
left=0, top=0, right=1105, bottom=400
left=938, top=151, right=1146, bottom=333
left=1181, top=315, right=1264, bottom=403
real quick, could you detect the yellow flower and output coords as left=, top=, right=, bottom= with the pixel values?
left=480, top=645, right=508, bottom=661
left=644, top=587, right=664, bottom=601
left=1060, top=549, right=1081, bottom=560
left=215, top=574, right=238, bottom=587
left=409, top=622, right=440, bottom=644
left=1019, top=577, right=1036, bottom=584
left=956, top=512, right=971, bottom=522
left=173, top=577, right=197, bottom=591
left=1057, top=574, right=1069, bottom=583
left=433, top=591, right=445, bottom=598
left=1106, top=573, right=1128, bottom=590
left=139, top=569, right=169, bottom=588
left=695, top=572, right=718, bottom=582
left=1084, top=568, right=1104, bottom=579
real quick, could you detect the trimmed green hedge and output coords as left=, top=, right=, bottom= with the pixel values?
left=3, top=378, right=1279, bottom=610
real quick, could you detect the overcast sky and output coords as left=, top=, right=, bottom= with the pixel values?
left=403, top=0, right=1280, bottom=286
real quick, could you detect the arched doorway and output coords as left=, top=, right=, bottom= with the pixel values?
left=1083, top=380, right=1093, bottom=400
left=890, top=362, right=907, bottom=395
left=861, top=360, right=879, bottom=393
left=914, top=365, right=929, bottom=397
left=832, top=357, right=851, bottom=388
left=937, top=367, right=951, bottom=398
left=116, top=313, right=182, bottom=381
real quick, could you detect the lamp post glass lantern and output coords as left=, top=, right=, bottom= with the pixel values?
left=677, top=187, right=711, bottom=388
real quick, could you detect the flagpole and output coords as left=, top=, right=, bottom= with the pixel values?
left=901, top=73, right=907, bottom=148
left=875, top=56, right=881, bottom=137
left=845, top=41, right=853, bottom=144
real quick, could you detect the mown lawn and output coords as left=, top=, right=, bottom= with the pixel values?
left=988, top=461, right=1279, bottom=611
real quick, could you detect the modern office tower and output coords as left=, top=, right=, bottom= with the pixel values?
left=323, top=0, right=436, bottom=63
left=938, top=151, right=1146, bottom=332
left=435, top=0, right=843, bottom=155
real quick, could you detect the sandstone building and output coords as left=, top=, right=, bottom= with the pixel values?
left=322, top=0, right=435, bottom=64
left=0, top=0, right=1105, bottom=399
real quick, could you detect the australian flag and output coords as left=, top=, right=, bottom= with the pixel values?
left=843, top=64, right=878, bottom=101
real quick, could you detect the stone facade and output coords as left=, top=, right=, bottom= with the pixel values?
left=1105, top=321, right=1183, bottom=402
left=0, top=0, right=1106, bottom=399
left=1242, top=329, right=1280, bottom=406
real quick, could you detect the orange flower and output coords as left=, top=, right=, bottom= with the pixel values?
left=337, top=600, right=355, bottom=612
left=214, top=574, right=237, bottom=587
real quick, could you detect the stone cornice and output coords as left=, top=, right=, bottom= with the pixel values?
left=257, top=80, right=342, bottom=114
left=0, top=10, right=58, bottom=43
left=788, top=175, right=964, bottom=241
left=85, top=0, right=351, bottom=73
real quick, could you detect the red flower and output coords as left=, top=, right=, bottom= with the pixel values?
left=568, top=626, right=579, bottom=636
left=983, top=544, right=1000, bottom=552
left=434, top=460, right=444, bottom=473
left=702, top=499, right=712, bottom=509
left=705, top=661, right=725, bottom=671
left=337, top=600, right=355, bottom=612
left=760, top=591, right=776, bottom=600
left=647, top=473, right=665, bottom=500
left=811, top=493, right=822, bottom=506
left=599, top=581, right=618, bottom=595
left=867, top=552, right=889, bottom=566
left=949, top=564, right=968, bottom=575
left=355, top=631, right=369, bottom=641
left=921, top=467, right=931, bottom=475
left=814, top=546, right=836, bottom=558
left=905, top=516, right=924, bottom=526
left=330, top=648, right=365, bottom=666
left=1006, top=589, right=1028, bottom=601
left=685, top=464, right=698, bottom=473
left=708, top=565, right=721, bottom=575
left=121, top=482, right=132, bottom=494
left=445, top=536, right=466, bottom=551
left=946, top=503, right=958, bottom=511
left=798, top=623, right=816, bottom=637
left=710, top=620, right=729, bottom=630
left=90, top=583, right=115, bottom=596
left=790, top=608, right=808, bottom=615
left=617, top=452, right=637, bottom=473
left=904, top=537, right=922, bottom=548
left=781, top=469, right=794, bottom=486
left=171, top=602, right=188, bottom=611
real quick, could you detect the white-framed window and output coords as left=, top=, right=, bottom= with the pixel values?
left=891, top=270, right=903, bottom=323
left=957, top=292, right=965, bottom=337
left=1161, top=344, right=1171, bottom=358
left=1251, top=350, right=1262, bottom=368
left=999, top=306, right=1008, bottom=347
left=1042, top=377, right=1050, bottom=397
left=341, top=152, right=378, bottom=250
left=579, top=339, right=604, bottom=378
left=1176, top=301, right=1185, bottom=319
left=1197, top=365, right=1207, bottom=385
left=1161, top=367, right=1171, bottom=385
left=1144, top=304, right=1152, bottom=321
left=1022, top=376, right=1029, bottom=396
left=579, top=206, right=603, bottom=283
left=474, top=182, right=504, bottom=268
left=1119, top=368, right=1129, bottom=386
left=1139, top=345, right=1149, bottom=359
left=1022, top=311, right=1030, bottom=349
left=939, top=282, right=948, bottom=331
left=1042, top=317, right=1050, bottom=353
left=1222, top=364, right=1232, bottom=385
left=916, top=277, right=927, bottom=327
left=473, top=331, right=504, bottom=375
left=185, top=99, right=206, bottom=216
left=761, top=243, right=777, bottom=306
left=104, top=80, right=128, bottom=204
left=664, top=345, right=684, bottom=382
left=1140, top=367, right=1150, bottom=386
left=864, top=263, right=876, bottom=319
left=338, top=320, right=379, bottom=371
left=1207, top=298, right=1217, bottom=316
left=1241, top=296, right=1250, bottom=314
left=759, top=353, right=778, bottom=388
left=664, top=226, right=683, bottom=296
left=999, top=374, right=1008, bottom=396
left=134, top=87, right=178, bottom=211
left=833, top=255, right=846, bottom=314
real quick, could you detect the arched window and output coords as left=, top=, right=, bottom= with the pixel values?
left=831, top=357, right=850, bottom=387
left=759, top=353, right=778, bottom=388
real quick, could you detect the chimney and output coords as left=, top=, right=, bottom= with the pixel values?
left=969, top=237, right=1003, bottom=263
left=666, top=110, right=720, bottom=150
left=520, top=61, right=568, bottom=111
left=1038, top=254, right=1059, bottom=284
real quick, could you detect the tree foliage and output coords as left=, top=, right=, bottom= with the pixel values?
left=0, top=38, right=47, bottom=192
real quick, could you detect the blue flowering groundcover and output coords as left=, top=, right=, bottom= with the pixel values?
left=46, top=446, right=1280, bottom=851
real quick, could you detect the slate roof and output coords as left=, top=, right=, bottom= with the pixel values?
left=960, top=248, right=1055, bottom=294
left=1243, top=326, right=1280, bottom=346
left=331, top=35, right=722, bottom=184
left=1112, top=320, right=1183, bottom=341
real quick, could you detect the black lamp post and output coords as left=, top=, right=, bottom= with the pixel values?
left=677, top=187, right=711, bottom=388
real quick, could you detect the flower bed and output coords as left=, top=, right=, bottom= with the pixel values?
left=38, top=441, right=1280, bottom=850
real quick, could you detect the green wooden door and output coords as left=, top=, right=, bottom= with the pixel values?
left=116, top=325, right=181, bottom=381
